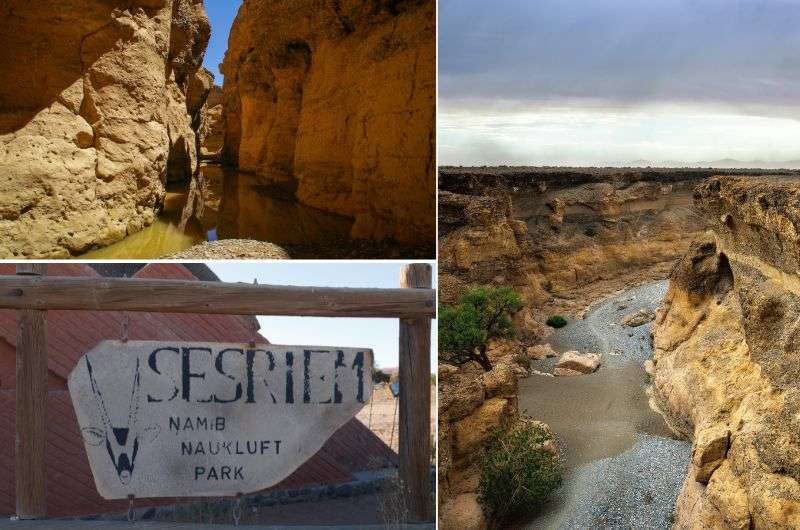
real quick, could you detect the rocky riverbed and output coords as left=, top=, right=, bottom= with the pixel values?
left=517, top=281, right=691, bottom=529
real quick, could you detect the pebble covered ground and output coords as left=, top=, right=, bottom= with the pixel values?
left=520, top=280, right=691, bottom=530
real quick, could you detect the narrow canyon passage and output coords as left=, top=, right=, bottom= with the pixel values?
left=79, top=164, right=354, bottom=259
left=517, top=281, right=691, bottom=529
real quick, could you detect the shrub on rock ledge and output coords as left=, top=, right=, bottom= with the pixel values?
left=439, top=286, right=523, bottom=371
left=478, top=421, right=563, bottom=521
left=546, top=315, right=568, bottom=328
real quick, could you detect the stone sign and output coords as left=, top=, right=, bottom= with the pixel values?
left=68, top=340, right=373, bottom=499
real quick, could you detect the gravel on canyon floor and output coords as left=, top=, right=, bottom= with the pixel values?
left=162, top=240, right=290, bottom=259
left=544, top=434, right=691, bottom=529
left=519, top=280, right=691, bottom=530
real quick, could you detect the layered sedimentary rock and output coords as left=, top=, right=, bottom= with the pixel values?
left=0, top=0, right=210, bottom=258
left=438, top=346, right=533, bottom=530
left=439, top=167, right=725, bottom=340
left=222, top=0, right=436, bottom=245
left=652, top=176, right=800, bottom=528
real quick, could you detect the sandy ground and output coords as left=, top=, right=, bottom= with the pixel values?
left=516, top=281, right=691, bottom=529
left=357, top=383, right=436, bottom=455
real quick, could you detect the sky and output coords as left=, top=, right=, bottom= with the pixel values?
left=208, top=262, right=438, bottom=371
left=203, top=1, right=244, bottom=83
left=439, top=0, right=800, bottom=167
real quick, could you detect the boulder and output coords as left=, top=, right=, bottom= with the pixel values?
left=620, top=307, right=657, bottom=327
left=554, top=351, right=602, bottom=376
left=527, top=343, right=558, bottom=360
left=481, top=364, right=517, bottom=398
left=692, top=425, right=730, bottom=484
left=439, top=493, right=488, bottom=530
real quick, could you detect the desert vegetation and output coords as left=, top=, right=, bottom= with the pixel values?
left=439, top=286, right=522, bottom=371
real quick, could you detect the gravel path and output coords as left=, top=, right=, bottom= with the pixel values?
left=518, top=280, right=691, bottom=530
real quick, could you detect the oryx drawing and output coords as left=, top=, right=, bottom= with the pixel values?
left=81, top=356, right=160, bottom=485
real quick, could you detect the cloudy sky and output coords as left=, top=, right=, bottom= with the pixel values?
left=439, top=0, right=800, bottom=167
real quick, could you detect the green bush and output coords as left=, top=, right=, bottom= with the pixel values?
left=478, top=422, right=563, bottom=520
left=439, top=286, right=523, bottom=371
left=546, top=315, right=567, bottom=328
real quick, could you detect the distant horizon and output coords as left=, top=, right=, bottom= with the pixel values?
left=440, top=0, right=800, bottom=167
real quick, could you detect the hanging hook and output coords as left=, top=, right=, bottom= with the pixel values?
left=232, top=493, right=243, bottom=527
left=127, top=494, right=135, bottom=523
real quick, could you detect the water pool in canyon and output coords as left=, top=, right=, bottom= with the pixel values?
left=79, top=164, right=362, bottom=259
left=516, top=281, right=691, bottom=529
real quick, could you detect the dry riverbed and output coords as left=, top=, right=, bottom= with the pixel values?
left=517, top=281, right=691, bottom=529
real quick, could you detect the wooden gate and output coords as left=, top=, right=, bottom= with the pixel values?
left=0, top=263, right=434, bottom=523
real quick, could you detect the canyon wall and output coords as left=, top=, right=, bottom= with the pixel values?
left=439, top=167, right=721, bottom=340
left=221, top=0, right=436, bottom=246
left=0, top=0, right=210, bottom=258
left=652, top=176, right=800, bottom=529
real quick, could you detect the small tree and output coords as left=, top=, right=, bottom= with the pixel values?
left=439, top=286, right=523, bottom=371
left=372, top=367, right=391, bottom=384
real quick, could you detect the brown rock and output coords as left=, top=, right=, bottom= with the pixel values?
left=692, top=425, right=730, bottom=484
left=439, top=493, right=488, bottom=530
left=0, top=0, right=210, bottom=258
left=453, top=398, right=511, bottom=458
left=221, top=0, right=435, bottom=246
left=652, top=177, right=800, bottom=529
left=554, top=351, right=602, bottom=376
left=439, top=375, right=485, bottom=422
left=528, top=343, right=558, bottom=360
left=620, top=307, right=656, bottom=327
left=481, top=364, right=517, bottom=398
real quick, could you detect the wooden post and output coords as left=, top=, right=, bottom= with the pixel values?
left=398, top=263, right=433, bottom=522
left=15, top=264, right=47, bottom=519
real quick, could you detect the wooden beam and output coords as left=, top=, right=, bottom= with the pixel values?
left=398, top=264, right=433, bottom=522
left=16, top=264, right=48, bottom=519
left=0, top=276, right=435, bottom=318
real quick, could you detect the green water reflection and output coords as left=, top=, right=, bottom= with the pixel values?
left=78, top=165, right=353, bottom=259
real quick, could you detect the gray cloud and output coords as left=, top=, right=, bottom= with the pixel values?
left=440, top=0, right=800, bottom=112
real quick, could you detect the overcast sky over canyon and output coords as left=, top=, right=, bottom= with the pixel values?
left=439, top=0, right=800, bottom=167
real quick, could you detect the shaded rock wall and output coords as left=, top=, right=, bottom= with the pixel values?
left=652, top=176, right=800, bottom=529
left=0, top=0, right=209, bottom=258
left=222, top=0, right=436, bottom=245
left=439, top=168, right=716, bottom=341
left=198, top=85, right=225, bottom=158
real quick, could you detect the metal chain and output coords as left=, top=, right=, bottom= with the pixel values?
left=127, top=495, right=135, bottom=523
left=232, top=494, right=243, bottom=527
left=121, top=312, right=130, bottom=343
left=249, top=279, right=259, bottom=348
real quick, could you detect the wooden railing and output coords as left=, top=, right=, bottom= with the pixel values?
left=1, top=264, right=435, bottom=523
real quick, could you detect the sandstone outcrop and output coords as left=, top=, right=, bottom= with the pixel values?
left=651, top=176, right=800, bottom=528
left=438, top=342, right=532, bottom=527
left=198, top=84, right=224, bottom=158
left=439, top=167, right=728, bottom=342
left=221, top=0, right=435, bottom=246
left=0, top=0, right=210, bottom=258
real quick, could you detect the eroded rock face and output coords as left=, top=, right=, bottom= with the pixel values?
left=652, top=176, right=800, bottom=529
left=198, top=85, right=225, bottom=158
left=0, top=0, right=210, bottom=258
left=221, top=0, right=435, bottom=246
left=438, top=168, right=717, bottom=342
